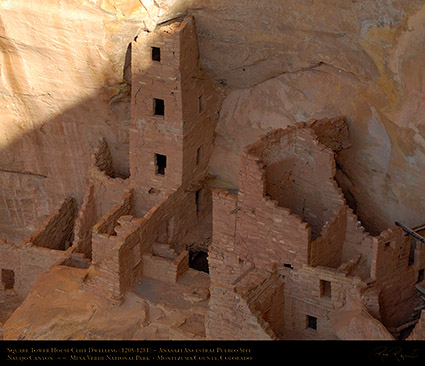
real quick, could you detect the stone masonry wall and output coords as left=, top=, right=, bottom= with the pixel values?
left=130, top=19, right=185, bottom=214
left=73, top=183, right=96, bottom=259
left=209, top=190, right=252, bottom=286
left=0, top=238, right=67, bottom=299
left=207, top=121, right=395, bottom=340
left=143, top=250, right=189, bottom=284
left=236, top=151, right=310, bottom=271
left=310, top=204, right=347, bottom=269
left=246, top=126, right=343, bottom=240
left=130, top=16, right=223, bottom=215
left=179, top=17, right=223, bottom=189
left=340, top=207, right=374, bottom=280
left=371, top=227, right=419, bottom=328
left=25, top=197, right=77, bottom=251
left=91, top=189, right=134, bottom=265
left=282, top=265, right=368, bottom=339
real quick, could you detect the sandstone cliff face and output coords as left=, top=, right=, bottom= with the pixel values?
left=1, top=0, right=425, bottom=239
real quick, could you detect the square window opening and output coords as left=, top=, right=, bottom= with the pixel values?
left=384, top=241, right=391, bottom=250
left=2, top=269, right=15, bottom=290
left=306, top=315, right=317, bottom=331
left=155, top=153, right=167, bottom=176
left=320, top=280, right=332, bottom=298
left=154, top=98, right=165, bottom=116
left=152, top=47, right=161, bottom=62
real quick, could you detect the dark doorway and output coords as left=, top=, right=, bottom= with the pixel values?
left=155, top=153, right=167, bottom=176
left=189, top=250, right=209, bottom=274
left=2, top=269, right=15, bottom=289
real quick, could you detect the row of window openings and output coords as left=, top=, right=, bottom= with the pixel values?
left=153, top=96, right=206, bottom=117
left=155, top=148, right=203, bottom=176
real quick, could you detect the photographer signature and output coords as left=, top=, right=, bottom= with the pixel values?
left=370, top=346, right=420, bottom=362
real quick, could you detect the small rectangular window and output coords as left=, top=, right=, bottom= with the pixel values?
left=418, top=269, right=424, bottom=283
left=306, top=315, right=317, bottom=331
left=2, top=269, right=15, bottom=289
left=195, top=189, right=201, bottom=215
left=320, top=280, right=332, bottom=298
left=154, top=98, right=165, bottom=116
left=152, top=47, right=161, bottom=62
left=155, top=153, right=167, bottom=176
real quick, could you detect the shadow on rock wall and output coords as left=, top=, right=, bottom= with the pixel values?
left=1, top=0, right=425, bottom=242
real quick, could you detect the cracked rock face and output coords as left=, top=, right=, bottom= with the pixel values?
left=0, top=0, right=425, bottom=239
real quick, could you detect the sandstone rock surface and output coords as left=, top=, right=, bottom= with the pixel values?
left=330, top=296, right=395, bottom=340
left=1, top=0, right=425, bottom=239
left=3, top=265, right=209, bottom=340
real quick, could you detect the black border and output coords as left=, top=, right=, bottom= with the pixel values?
left=1, top=340, right=425, bottom=364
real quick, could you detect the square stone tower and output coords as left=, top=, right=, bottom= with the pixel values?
left=130, top=16, right=221, bottom=215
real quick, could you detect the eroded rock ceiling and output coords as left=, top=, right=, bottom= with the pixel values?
left=0, top=0, right=424, bottom=238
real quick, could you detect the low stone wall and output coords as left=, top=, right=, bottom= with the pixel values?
left=0, top=238, right=67, bottom=299
left=143, top=250, right=189, bottom=284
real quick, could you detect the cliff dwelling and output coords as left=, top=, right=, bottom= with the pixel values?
left=1, top=1, right=425, bottom=343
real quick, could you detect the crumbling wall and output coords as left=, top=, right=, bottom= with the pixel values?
left=207, top=269, right=276, bottom=340
left=236, top=150, right=311, bottom=271
left=340, top=207, right=374, bottom=280
left=89, top=185, right=200, bottom=300
left=246, top=126, right=343, bottom=241
left=73, top=183, right=96, bottom=259
left=0, top=238, right=66, bottom=299
left=92, top=189, right=133, bottom=265
left=371, top=227, right=418, bottom=328
left=306, top=116, right=351, bottom=153
left=208, top=122, right=403, bottom=340
left=92, top=138, right=115, bottom=178
left=25, top=197, right=77, bottom=251
left=237, top=270, right=284, bottom=337
left=310, top=204, right=347, bottom=268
